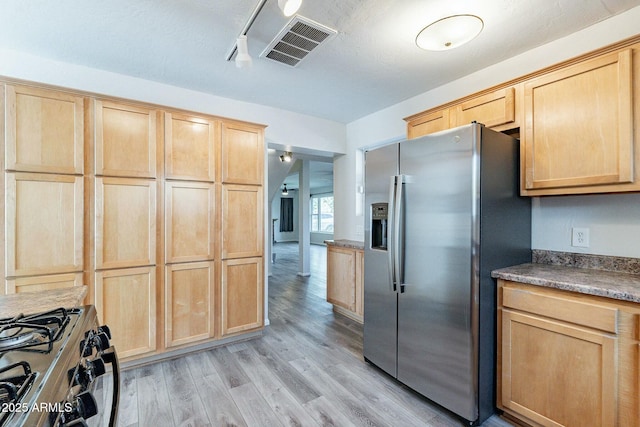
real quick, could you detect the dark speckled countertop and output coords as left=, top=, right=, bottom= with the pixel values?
left=492, top=250, right=640, bottom=303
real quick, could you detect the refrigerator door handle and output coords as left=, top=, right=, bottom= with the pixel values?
left=387, top=175, right=397, bottom=292
left=394, top=174, right=405, bottom=292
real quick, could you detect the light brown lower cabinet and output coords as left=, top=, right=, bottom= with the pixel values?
left=165, top=261, right=214, bottom=348
left=221, top=257, right=263, bottom=336
left=95, top=266, right=156, bottom=359
left=497, top=279, right=640, bottom=427
left=326, top=244, right=364, bottom=322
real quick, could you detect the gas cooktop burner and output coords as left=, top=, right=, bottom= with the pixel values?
left=0, top=308, right=71, bottom=353
left=0, top=361, right=36, bottom=406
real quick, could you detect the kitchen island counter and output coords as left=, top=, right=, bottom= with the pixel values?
left=0, top=286, right=88, bottom=318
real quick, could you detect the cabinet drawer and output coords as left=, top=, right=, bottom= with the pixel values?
left=502, top=285, right=618, bottom=333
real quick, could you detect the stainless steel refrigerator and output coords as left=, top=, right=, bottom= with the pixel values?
left=363, top=123, right=531, bottom=425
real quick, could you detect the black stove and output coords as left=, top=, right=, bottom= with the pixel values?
left=0, top=306, right=118, bottom=427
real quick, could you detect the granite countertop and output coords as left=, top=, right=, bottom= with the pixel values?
left=0, top=285, right=88, bottom=318
left=325, top=239, right=364, bottom=250
left=492, top=261, right=640, bottom=304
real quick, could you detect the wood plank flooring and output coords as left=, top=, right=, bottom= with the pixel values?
left=110, top=242, right=512, bottom=427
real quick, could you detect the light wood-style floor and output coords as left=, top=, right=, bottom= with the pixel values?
left=110, top=242, right=512, bottom=427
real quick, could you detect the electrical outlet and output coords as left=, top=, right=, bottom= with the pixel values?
left=571, top=227, right=590, bottom=248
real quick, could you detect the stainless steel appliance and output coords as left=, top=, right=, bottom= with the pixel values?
left=0, top=306, right=119, bottom=426
left=363, top=123, right=531, bottom=425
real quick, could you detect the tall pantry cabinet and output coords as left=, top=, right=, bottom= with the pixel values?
left=163, top=111, right=216, bottom=348
left=91, top=100, right=160, bottom=359
left=1, top=81, right=266, bottom=362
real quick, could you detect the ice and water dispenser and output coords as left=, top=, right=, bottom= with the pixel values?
left=370, top=202, right=388, bottom=250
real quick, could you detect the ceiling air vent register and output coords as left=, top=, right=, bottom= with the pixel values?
left=261, top=15, right=337, bottom=67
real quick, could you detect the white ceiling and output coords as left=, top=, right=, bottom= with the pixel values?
left=1, top=0, right=638, bottom=124
left=282, top=159, right=334, bottom=193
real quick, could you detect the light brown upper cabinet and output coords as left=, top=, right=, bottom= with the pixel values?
left=221, top=121, right=264, bottom=185
left=95, top=100, right=158, bottom=178
left=451, top=87, right=516, bottom=129
left=165, top=112, right=217, bottom=182
left=165, top=181, right=214, bottom=264
left=221, top=257, right=263, bottom=336
left=522, top=48, right=635, bottom=195
left=95, top=177, right=156, bottom=269
left=5, top=172, right=83, bottom=277
left=406, top=86, right=519, bottom=139
left=406, top=108, right=451, bottom=139
left=4, top=85, right=84, bottom=174
left=221, top=184, right=263, bottom=259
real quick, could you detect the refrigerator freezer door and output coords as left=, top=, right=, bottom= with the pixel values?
left=397, top=125, right=479, bottom=421
left=363, top=143, right=398, bottom=377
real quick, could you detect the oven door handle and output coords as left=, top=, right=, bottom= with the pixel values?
left=100, top=346, right=120, bottom=427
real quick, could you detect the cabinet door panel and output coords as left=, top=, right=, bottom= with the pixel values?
left=406, top=109, right=451, bottom=139
left=165, top=112, right=216, bottom=181
left=524, top=49, right=633, bottom=191
left=453, top=87, right=515, bottom=128
left=165, top=261, right=213, bottom=347
left=5, top=85, right=84, bottom=174
left=95, top=267, right=156, bottom=359
left=95, top=177, right=156, bottom=269
left=95, top=100, right=157, bottom=178
left=222, top=184, right=263, bottom=259
left=221, top=122, right=264, bottom=184
left=6, top=272, right=83, bottom=294
left=221, top=257, right=263, bottom=336
left=6, top=172, right=83, bottom=276
left=326, top=246, right=356, bottom=311
left=501, top=310, right=616, bottom=427
left=165, top=181, right=214, bottom=263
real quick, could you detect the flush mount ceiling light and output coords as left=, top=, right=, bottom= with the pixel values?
left=278, top=0, right=302, bottom=17
left=416, top=14, right=483, bottom=51
left=279, top=151, right=293, bottom=162
left=282, top=184, right=289, bottom=195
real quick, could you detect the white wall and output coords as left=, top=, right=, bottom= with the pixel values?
left=0, top=48, right=347, bottom=156
left=336, top=6, right=640, bottom=258
left=532, top=194, right=640, bottom=256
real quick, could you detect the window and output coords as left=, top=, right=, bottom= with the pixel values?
left=311, top=194, right=333, bottom=232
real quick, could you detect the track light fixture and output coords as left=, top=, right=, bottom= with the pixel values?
left=235, top=35, right=252, bottom=68
left=282, top=184, right=289, bottom=196
left=279, top=151, right=293, bottom=162
left=226, top=0, right=303, bottom=65
left=278, top=0, right=302, bottom=17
